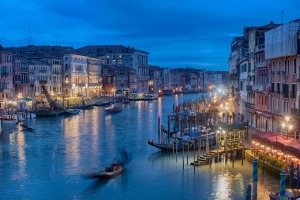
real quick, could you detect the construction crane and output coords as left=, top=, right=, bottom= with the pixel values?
left=40, top=81, right=64, bottom=111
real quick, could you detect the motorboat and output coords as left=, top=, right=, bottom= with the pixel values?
left=105, top=105, right=122, bottom=114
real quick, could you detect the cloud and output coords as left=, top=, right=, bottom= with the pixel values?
left=0, top=0, right=299, bottom=70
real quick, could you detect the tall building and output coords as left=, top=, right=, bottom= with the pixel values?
left=246, top=22, right=281, bottom=131
left=0, top=50, right=15, bottom=106
left=266, top=19, right=300, bottom=134
left=77, top=45, right=149, bottom=93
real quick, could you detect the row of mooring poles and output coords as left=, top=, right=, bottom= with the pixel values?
left=289, top=161, right=300, bottom=189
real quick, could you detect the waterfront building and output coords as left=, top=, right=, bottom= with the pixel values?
left=0, top=50, right=15, bottom=106
left=14, top=56, right=31, bottom=98
left=63, top=54, right=89, bottom=98
left=265, top=19, right=300, bottom=134
left=197, top=70, right=205, bottom=92
left=229, top=19, right=300, bottom=138
left=77, top=45, right=149, bottom=94
left=41, top=55, right=63, bottom=97
left=229, top=27, right=258, bottom=115
left=170, top=69, right=182, bottom=93
left=30, top=59, right=52, bottom=96
left=246, top=22, right=281, bottom=131
left=162, top=68, right=171, bottom=91
left=87, top=57, right=101, bottom=98
left=149, top=66, right=163, bottom=94
left=101, top=65, right=137, bottom=96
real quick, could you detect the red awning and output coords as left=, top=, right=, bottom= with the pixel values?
left=252, top=132, right=300, bottom=156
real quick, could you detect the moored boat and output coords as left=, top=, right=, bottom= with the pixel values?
left=122, top=99, right=130, bottom=104
left=105, top=105, right=122, bottom=114
left=95, top=101, right=112, bottom=106
left=36, top=109, right=65, bottom=117
left=64, top=109, right=80, bottom=115
left=20, top=123, right=35, bottom=132
left=72, top=104, right=94, bottom=110
left=269, top=189, right=300, bottom=200
left=148, top=140, right=202, bottom=151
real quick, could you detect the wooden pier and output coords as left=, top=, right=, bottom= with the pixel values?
left=149, top=96, right=250, bottom=169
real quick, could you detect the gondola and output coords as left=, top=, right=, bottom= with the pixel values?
left=86, top=162, right=125, bottom=179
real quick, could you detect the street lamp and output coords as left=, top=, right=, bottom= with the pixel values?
left=281, top=116, right=293, bottom=140
left=17, top=93, right=23, bottom=101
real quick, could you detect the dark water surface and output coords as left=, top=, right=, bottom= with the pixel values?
left=0, top=94, right=278, bottom=199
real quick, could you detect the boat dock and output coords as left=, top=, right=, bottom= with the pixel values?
left=149, top=96, right=251, bottom=168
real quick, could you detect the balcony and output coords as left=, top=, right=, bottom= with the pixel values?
left=246, top=85, right=253, bottom=91
left=281, top=71, right=287, bottom=75
left=1, top=72, right=8, bottom=76
left=290, top=91, right=296, bottom=99
left=291, top=108, right=300, bottom=117
left=283, top=91, right=289, bottom=98
left=244, top=102, right=255, bottom=108
left=255, top=44, right=265, bottom=52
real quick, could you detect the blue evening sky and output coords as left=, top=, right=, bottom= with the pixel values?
left=0, top=0, right=299, bottom=70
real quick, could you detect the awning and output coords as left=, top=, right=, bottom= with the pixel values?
left=252, top=132, right=300, bottom=157
left=23, top=97, right=33, bottom=101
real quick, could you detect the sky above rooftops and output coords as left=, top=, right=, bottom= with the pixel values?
left=0, top=0, right=299, bottom=70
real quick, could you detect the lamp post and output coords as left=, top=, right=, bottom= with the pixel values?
left=281, top=116, right=293, bottom=140
left=63, top=79, right=69, bottom=108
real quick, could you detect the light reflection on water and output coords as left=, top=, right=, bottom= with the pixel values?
left=0, top=94, right=279, bottom=199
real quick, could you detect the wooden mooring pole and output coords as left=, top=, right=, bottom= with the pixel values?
left=193, top=140, right=196, bottom=174
left=158, top=116, right=161, bottom=143
left=232, top=151, right=235, bottom=168
left=187, top=138, right=189, bottom=165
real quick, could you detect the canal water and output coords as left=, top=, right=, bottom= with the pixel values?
left=0, top=93, right=279, bottom=199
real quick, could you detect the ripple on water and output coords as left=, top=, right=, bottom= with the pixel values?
left=0, top=94, right=279, bottom=199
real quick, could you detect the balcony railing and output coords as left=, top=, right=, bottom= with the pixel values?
left=282, top=91, right=289, bottom=98
left=255, top=44, right=265, bottom=52
left=290, top=92, right=296, bottom=99
left=246, top=85, right=253, bottom=91
left=291, top=108, right=300, bottom=117
left=244, top=102, right=255, bottom=108
left=1, top=72, right=9, bottom=76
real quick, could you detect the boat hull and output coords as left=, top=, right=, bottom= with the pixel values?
left=148, top=140, right=204, bottom=151
left=36, top=110, right=65, bottom=117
